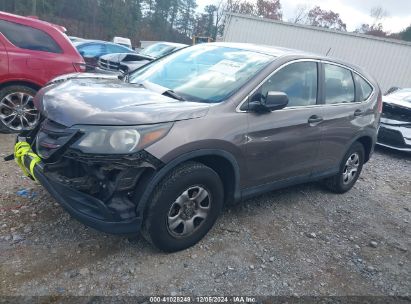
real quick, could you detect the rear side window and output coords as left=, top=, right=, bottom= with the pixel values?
left=260, top=61, right=318, bottom=107
left=354, top=74, right=373, bottom=101
left=0, top=20, right=62, bottom=53
left=324, top=64, right=355, bottom=104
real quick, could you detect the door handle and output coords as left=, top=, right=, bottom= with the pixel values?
left=354, top=109, right=364, bottom=117
left=308, top=115, right=323, bottom=124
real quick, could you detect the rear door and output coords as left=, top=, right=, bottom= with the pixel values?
left=244, top=60, right=323, bottom=188
left=315, top=62, right=372, bottom=172
left=0, top=35, right=8, bottom=81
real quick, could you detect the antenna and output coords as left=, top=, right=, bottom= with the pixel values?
left=326, top=48, right=332, bottom=56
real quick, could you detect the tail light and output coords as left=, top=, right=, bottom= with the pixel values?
left=377, top=92, right=383, bottom=113
left=73, top=62, right=86, bottom=73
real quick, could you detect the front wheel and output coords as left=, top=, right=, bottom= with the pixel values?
left=0, top=85, right=39, bottom=133
left=323, top=142, right=365, bottom=193
left=142, top=162, right=224, bottom=252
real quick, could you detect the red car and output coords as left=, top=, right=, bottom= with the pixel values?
left=0, top=12, right=85, bottom=133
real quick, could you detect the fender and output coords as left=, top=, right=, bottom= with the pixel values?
left=136, top=149, right=241, bottom=215
left=343, top=129, right=377, bottom=163
left=0, top=78, right=43, bottom=90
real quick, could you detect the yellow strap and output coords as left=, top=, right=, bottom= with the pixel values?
left=28, top=152, right=41, bottom=182
left=14, top=142, right=31, bottom=177
left=14, top=142, right=41, bottom=181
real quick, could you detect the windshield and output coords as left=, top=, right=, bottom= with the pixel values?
left=140, top=43, right=176, bottom=58
left=129, top=45, right=274, bottom=103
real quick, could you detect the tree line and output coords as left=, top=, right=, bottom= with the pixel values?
left=0, top=0, right=410, bottom=46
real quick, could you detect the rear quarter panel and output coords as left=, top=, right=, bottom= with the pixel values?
left=318, top=91, right=380, bottom=169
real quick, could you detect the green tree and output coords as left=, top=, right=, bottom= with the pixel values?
left=401, top=25, right=411, bottom=41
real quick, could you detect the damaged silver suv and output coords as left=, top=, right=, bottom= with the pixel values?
left=11, top=43, right=381, bottom=252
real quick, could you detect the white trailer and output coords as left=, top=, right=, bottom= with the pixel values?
left=223, top=13, right=411, bottom=92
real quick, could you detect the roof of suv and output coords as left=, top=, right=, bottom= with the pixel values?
left=211, top=42, right=313, bottom=57
left=211, top=42, right=371, bottom=78
left=74, top=40, right=134, bottom=50
left=159, top=42, right=188, bottom=48
left=0, top=11, right=66, bottom=32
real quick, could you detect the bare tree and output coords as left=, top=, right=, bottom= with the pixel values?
left=289, top=4, right=309, bottom=24
left=355, top=6, right=389, bottom=38
left=370, top=6, right=389, bottom=27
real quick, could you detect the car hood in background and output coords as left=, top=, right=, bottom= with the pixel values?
left=35, top=78, right=210, bottom=127
left=382, top=97, right=411, bottom=125
left=47, top=72, right=118, bottom=85
left=100, top=52, right=154, bottom=62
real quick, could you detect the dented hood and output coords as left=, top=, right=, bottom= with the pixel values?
left=35, top=78, right=210, bottom=127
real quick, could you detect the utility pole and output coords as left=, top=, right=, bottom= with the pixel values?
left=32, top=0, right=37, bottom=16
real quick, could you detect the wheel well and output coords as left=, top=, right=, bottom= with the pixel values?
left=357, top=136, right=373, bottom=163
left=0, top=81, right=41, bottom=92
left=191, top=155, right=237, bottom=205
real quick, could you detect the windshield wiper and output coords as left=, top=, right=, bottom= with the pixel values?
left=163, top=90, right=185, bottom=101
left=129, top=81, right=185, bottom=101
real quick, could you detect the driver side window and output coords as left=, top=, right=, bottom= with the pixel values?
left=259, top=61, right=318, bottom=107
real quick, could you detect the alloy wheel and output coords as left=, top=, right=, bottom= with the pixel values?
left=0, top=92, right=39, bottom=131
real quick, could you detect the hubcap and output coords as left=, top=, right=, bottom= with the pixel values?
left=0, top=92, right=39, bottom=131
left=342, top=152, right=360, bottom=185
left=167, top=186, right=211, bottom=238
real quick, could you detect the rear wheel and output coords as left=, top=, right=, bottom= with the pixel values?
left=324, top=142, right=365, bottom=193
left=0, top=85, right=39, bottom=133
left=142, top=162, right=224, bottom=252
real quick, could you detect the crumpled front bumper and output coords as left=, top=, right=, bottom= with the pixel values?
left=377, top=120, right=411, bottom=152
left=21, top=153, right=143, bottom=234
left=42, top=169, right=142, bottom=233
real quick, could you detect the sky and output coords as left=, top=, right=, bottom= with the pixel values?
left=196, top=0, right=411, bottom=33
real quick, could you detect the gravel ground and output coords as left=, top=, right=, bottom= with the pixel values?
left=0, top=133, right=410, bottom=297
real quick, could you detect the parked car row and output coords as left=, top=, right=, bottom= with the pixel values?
left=71, top=39, right=187, bottom=74
left=73, top=40, right=135, bottom=70
left=97, top=42, right=187, bottom=74
left=0, top=12, right=187, bottom=133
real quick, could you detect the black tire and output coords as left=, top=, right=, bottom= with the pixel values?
left=324, top=142, right=365, bottom=194
left=0, top=85, right=38, bottom=134
left=142, top=161, right=224, bottom=252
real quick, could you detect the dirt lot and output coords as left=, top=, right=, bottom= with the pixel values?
left=0, top=133, right=410, bottom=297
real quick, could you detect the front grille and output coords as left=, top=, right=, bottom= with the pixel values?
left=98, top=58, right=120, bottom=71
left=35, top=119, right=79, bottom=160
left=378, top=127, right=405, bottom=147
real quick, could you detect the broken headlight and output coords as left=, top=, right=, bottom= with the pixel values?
left=71, top=123, right=173, bottom=154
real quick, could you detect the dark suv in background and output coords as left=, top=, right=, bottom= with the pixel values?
left=14, top=43, right=381, bottom=252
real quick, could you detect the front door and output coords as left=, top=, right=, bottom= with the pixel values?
left=244, top=60, right=323, bottom=188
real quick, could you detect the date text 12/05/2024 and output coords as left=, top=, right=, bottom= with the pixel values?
left=149, top=296, right=257, bottom=303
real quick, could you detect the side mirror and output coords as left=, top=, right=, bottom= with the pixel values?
left=265, top=91, right=289, bottom=111
left=249, top=91, right=289, bottom=113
